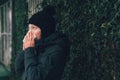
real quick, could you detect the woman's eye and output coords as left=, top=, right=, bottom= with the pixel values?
left=32, top=27, right=35, bottom=29
left=34, top=28, right=37, bottom=30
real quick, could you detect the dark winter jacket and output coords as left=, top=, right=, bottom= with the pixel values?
left=15, top=31, right=70, bottom=80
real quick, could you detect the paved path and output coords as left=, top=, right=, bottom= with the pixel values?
left=0, top=63, right=11, bottom=80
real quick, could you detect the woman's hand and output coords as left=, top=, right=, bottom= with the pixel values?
left=23, top=31, right=35, bottom=50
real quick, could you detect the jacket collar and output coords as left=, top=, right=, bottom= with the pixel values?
left=35, top=31, right=67, bottom=47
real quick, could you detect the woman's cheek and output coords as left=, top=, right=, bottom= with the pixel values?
left=35, top=30, right=41, bottom=39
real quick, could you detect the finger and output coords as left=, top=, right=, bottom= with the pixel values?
left=26, top=31, right=29, bottom=36
left=30, top=32, right=34, bottom=44
left=26, top=34, right=28, bottom=41
left=31, top=32, right=34, bottom=41
left=30, top=32, right=32, bottom=41
left=24, top=31, right=29, bottom=42
left=23, top=35, right=27, bottom=43
left=28, top=31, right=31, bottom=41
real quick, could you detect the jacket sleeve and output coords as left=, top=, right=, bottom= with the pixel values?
left=15, top=50, right=25, bottom=75
left=24, top=46, right=67, bottom=80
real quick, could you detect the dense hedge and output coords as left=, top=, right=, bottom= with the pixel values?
left=12, top=0, right=120, bottom=80
left=42, top=0, right=120, bottom=80
left=11, top=0, right=28, bottom=80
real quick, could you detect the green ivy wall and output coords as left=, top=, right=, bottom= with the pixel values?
left=12, top=0, right=120, bottom=80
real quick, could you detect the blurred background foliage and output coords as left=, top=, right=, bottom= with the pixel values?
left=0, top=0, right=8, bottom=5
left=12, top=0, right=120, bottom=80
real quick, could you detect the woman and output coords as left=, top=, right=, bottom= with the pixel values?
left=15, top=5, right=70, bottom=80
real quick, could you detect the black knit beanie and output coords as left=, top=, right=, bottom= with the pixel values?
left=28, top=5, right=56, bottom=38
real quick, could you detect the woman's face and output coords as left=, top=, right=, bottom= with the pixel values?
left=28, top=24, right=41, bottom=40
